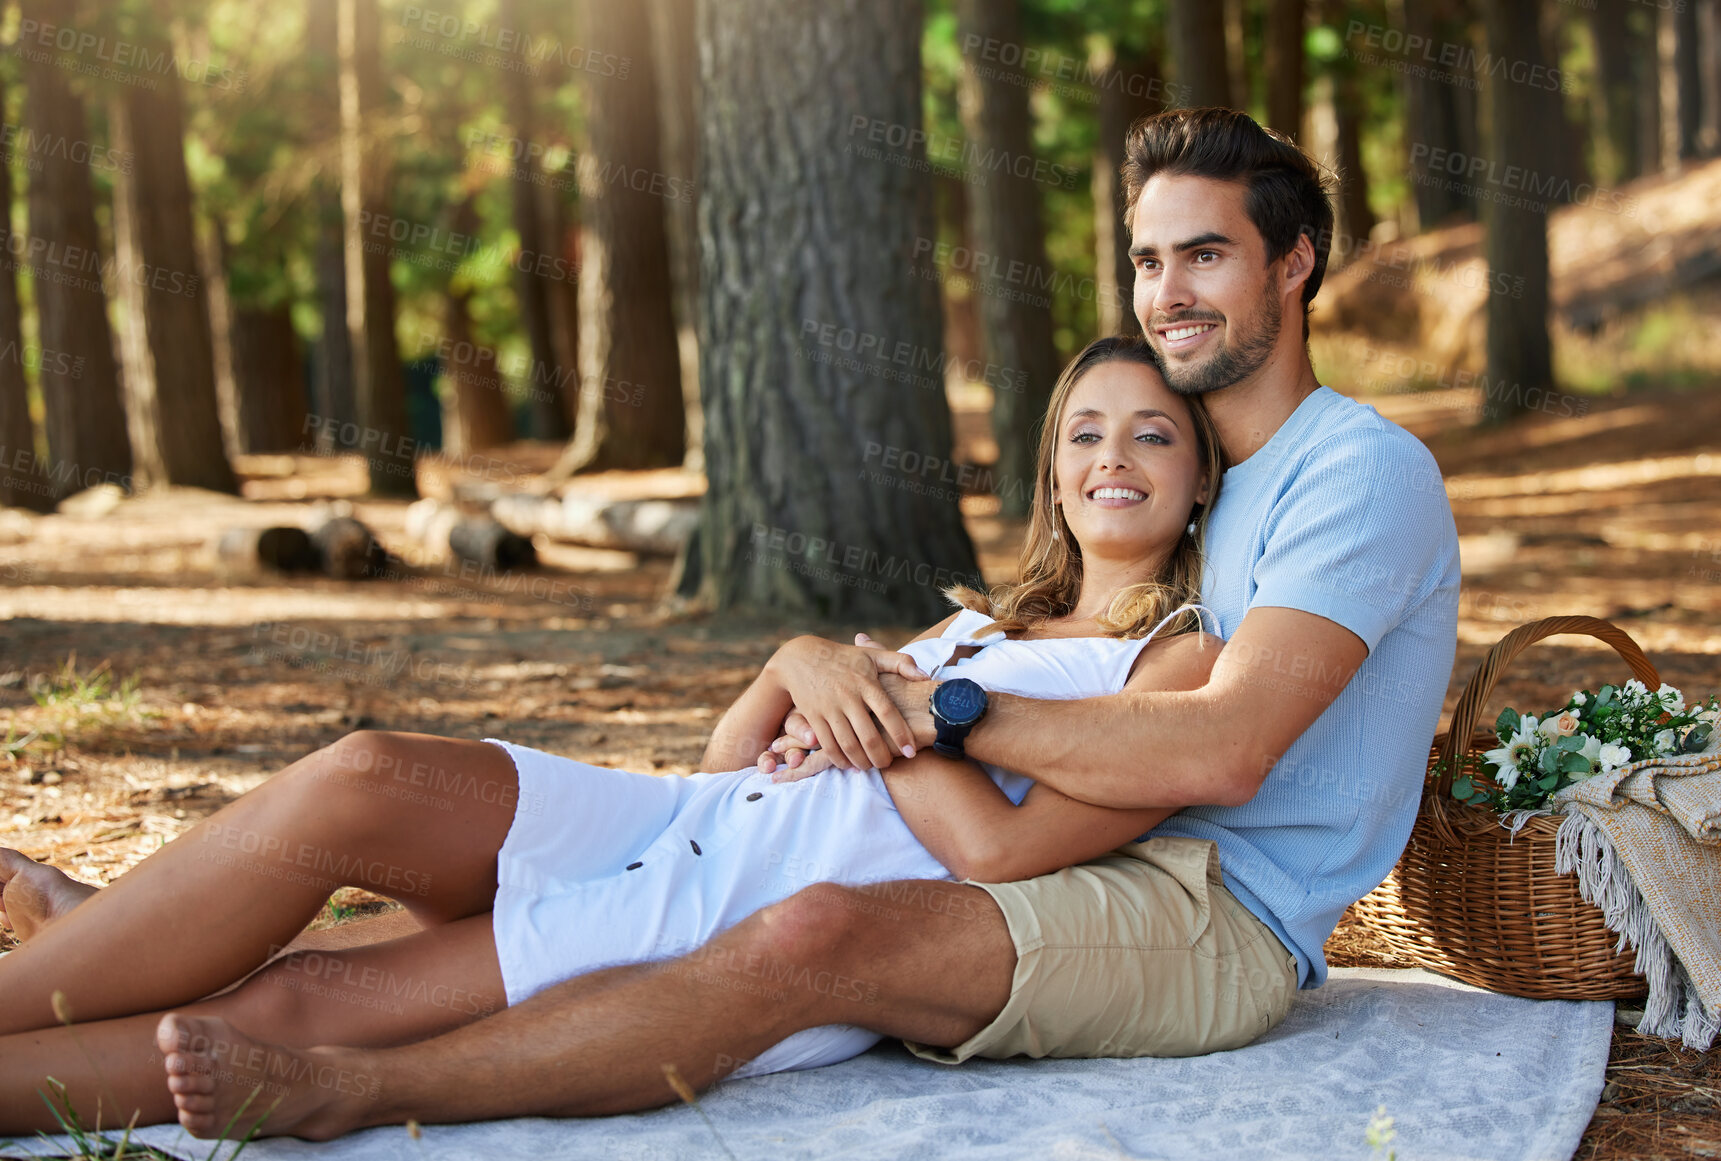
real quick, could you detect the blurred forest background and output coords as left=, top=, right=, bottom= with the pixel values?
left=2, top=2, right=1720, bottom=1152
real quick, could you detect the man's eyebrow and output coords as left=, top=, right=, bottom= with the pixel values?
left=1128, top=232, right=1235, bottom=258
left=1067, top=407, right=1181, bottom=428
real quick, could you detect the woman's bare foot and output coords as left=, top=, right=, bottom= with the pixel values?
left=0, top=849, right=97, bottom=942
left=156, top=1012, right=380, bottom=1141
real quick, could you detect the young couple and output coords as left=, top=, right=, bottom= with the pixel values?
left=0, top=108, right=1460, bottom=1141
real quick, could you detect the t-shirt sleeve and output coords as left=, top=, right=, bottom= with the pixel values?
left=1247, top=429, right=1455, bottom=653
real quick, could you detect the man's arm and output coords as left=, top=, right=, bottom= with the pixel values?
left=896, top=607, right=1366, bottom=810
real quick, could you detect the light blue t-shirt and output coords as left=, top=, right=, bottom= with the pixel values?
left=1150, top=386, right=1461, bottom=988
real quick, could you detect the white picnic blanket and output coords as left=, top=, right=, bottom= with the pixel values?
left=3, top=968, right=1610, bottom=1161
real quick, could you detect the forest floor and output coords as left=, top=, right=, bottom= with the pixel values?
left=2, top=379, right=1720, bottom=1156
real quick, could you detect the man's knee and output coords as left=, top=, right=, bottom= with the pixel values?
left=745, top=884, right=871, bottom=969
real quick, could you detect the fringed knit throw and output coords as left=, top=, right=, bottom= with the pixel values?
left=1549, top=747, right=1721, bottom=1050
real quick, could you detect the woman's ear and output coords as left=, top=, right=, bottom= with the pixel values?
left=1194, top=469, right=1212, bottom=508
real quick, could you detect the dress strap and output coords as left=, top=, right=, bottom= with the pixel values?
left=1116, top=602, right=1219, bottom=684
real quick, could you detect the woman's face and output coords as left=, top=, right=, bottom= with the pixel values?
left=1051, top=359, right=1208, bottom=565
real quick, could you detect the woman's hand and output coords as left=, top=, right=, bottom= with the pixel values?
left=761, top=633, right=930, bottom=774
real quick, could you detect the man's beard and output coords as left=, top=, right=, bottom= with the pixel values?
left=1152, top=287, right=1282, bottom=398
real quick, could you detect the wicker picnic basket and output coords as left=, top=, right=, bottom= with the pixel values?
left=1349, top=615, right=1657, bottom=1000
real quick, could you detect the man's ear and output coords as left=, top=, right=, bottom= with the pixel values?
left=1281, top=232, right=1316, bottom=300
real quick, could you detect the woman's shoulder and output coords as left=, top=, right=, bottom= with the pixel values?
left=1125, top=630, right=1224, bottom=690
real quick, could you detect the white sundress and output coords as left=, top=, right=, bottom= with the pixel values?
left=486, top=604, right=1214, bottom=1078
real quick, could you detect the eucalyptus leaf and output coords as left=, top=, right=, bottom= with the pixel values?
left=1684, top=723, right=1713, bottom=754
left=1451, top=776, right=1473, bottom=800
left=1538, top=747, right=1561, bottom=774
left=1557, top=735, right=1585, bottom=752
left=1538, top=774, right=1559, bottom=790
left=1561, top=752, right=1593, bottom=774
left=1495, top=708, right=1521, bottom=739
left=1596, top=686, right=1615, bottom=707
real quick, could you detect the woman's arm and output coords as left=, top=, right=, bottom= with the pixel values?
left=699, top=616, right=956, bottom=773
left=878, top=630, right=1223, bottom=881
left=882, top=754, right=1170, bottom=882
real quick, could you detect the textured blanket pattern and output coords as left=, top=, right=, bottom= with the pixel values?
left=1555, top=747, right=1721, bottom=1049
left=3, top=969, right=1611, bottom=1161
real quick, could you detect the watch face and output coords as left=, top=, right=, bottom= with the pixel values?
left=935, top=678, right=987, bottom=727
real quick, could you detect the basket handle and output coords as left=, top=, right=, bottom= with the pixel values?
left=1433, top=615, right=1661, bottom=796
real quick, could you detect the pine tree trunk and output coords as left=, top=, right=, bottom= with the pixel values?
left=0, top=69, right=49, bottom=511
left=1481, top=0, right=1555, bottom=425
left=651, top=0, right=702, bottom=467
left=1170, top=0, right=1232, bottom=108
left=552, top=0, right=684, bottom=475
left=440, top=286, right=515, bottom=455
left=1094, top=43, right=1160, bottom=336
left=21, top=0, right=133, bottom=500
left=107, top=42, right=238, bottom=495
left=1589, top=0, right=1641, bottom=185
left=1660, top=2, right=1703, bottom=166
left=1265, top=0, right=1305, bottom=138
left=230, top=305, right=309, bottom=453
left=338, top=0, right=416, bottom=497
left=1401, top=0, right=1479, bottom=230
left=308, top=0, right=356, bottom=450
left=683, top=0, right=979, bottom=620
left=498, top=0, right=571, bottom=442
left=955, top=0, right=1059, bottom=519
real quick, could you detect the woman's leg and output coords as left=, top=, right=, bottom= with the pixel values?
left=0, top=912, right=504, bottom=1136
left=0, top=731, right=518, bottom=1036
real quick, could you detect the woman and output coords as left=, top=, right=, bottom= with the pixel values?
left=0, top=335, right=1224, bottom=1139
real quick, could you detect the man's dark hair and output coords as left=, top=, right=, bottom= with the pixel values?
left=1121, top=107, right=1336, bottom=338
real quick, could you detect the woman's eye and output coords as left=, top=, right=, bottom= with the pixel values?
left=1137, top=432, right=1169, bottom=445
left=1069, top=432, right=1099, bottom=444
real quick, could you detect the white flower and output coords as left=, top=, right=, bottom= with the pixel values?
left=1486, top=726, right=1541, bottom=789
left=1656, top=684, right=1685, bottom=713
left=1623, top=679, right=1648, bottom=697
left=1598, top=742, right=1632, bottom=772
left=1578, top=734, right=1603, bottom=771
left=1655, top=729, right=1678, bottom=754
left=1570, top=691, right=1587, bottom=707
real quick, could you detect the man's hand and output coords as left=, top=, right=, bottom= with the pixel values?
left=761, top=633, right=929, bottom=773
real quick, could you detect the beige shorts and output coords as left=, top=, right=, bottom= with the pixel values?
left=906, top=836, right=1298, bottom=1063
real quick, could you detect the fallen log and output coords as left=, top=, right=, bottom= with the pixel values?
left=448, top=516, right=537, bottom=571
left=311, top=516, right=388, bottom=579
left=215, top=526, right=318, bottom=574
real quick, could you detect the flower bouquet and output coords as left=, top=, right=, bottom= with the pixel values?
left=1450, top=680, right=1720, bottom=812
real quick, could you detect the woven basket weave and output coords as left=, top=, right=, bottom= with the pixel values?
left=1349, top=615, right=1657, bottom=1000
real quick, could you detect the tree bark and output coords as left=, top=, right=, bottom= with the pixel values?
left=549, top=0, right=684, bottom=475
left=497, top=0, right=572, bottom=442
left=107, top=24, right=239, bottom=495
left=1589, top=0, right=1640, bottom=185
left=650, top=0, right=702, bottom=467
left=440, top=281, right=515, bottom=455
left=955, top=0, right=1060, bottom=519
left=338, top=0, right=416, bottom=496
left=1265, top=0, right=1306, bottom=138
left=1480, top=0, right=1555, bottom=425
left=1660, top=1, right=1703, bottom=168
left=229, top=304, right=309, bottom=453
left=683, top=0, right=979, bottom=620
left=0, top=69, right=49, bottom=511
left=1094, top=41, right=1161, bottom=337
left=1169, top=0, right=1232, bottom=108
left=1401, top=0, right=1479, bottom=230
left=21, top=0, right=133, bottom=500
left=307, top=0, right=356, bottom=450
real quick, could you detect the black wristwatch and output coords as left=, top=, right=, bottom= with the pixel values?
left=929, top=677, right=989, bottom=759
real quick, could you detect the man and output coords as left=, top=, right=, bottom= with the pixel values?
left=12, top=108, right=1462, bottom=1135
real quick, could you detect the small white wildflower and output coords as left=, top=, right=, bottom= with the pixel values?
left=1655, top=729, right=1678, bottom=754
left=1598, top=742, right=1632, bottom=772
left=1656, top=684, right=1685, bottom=713
left=1570, top=691, right=1587, bottom=707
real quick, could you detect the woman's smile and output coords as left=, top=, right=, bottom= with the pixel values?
left=1084, top=485, right=1149, bottom=508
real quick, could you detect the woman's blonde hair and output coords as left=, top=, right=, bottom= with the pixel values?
left=947, top=335, right=1224, bottom=640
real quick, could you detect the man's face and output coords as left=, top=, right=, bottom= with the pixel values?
left=1129, top=174, right=1283, bottom=398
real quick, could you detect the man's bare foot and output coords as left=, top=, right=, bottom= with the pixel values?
left=0, top=848, right=97, bottom=942
left=156, top=1013, right=381, bottom=1141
